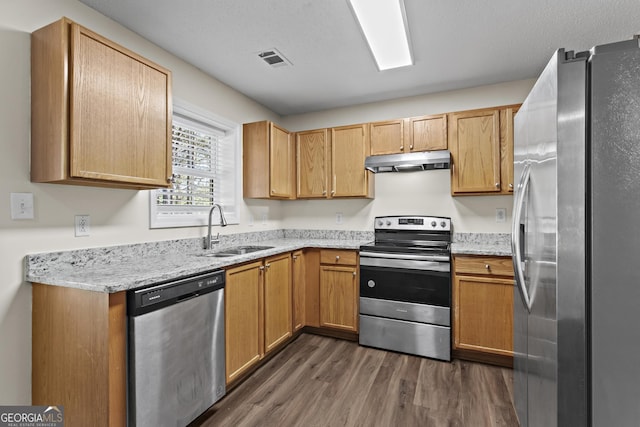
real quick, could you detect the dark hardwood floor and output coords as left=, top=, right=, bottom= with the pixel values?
left=195, top=333, right=519, bottom=427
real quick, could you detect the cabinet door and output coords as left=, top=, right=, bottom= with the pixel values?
left=296, top=129, right=329, bottom=198
left=370, top=120, right=404, bottom=155
left=269, top=123, right=294, bottom=198
left=408, top=114, right=447, bottom=152
left=264, top=254, right=292, bottom=353
left=453, top=275, right=514, bottom=356
left=331, top=124, right=372, bottom=198
left=500, top=107, right=518, bottom=193
left=319, top=265, right=358, bottom=332
left=225, top=261, right=264, bottom=384
left=70, top=23, right=171, bottom=187
left=449, top=109, right=501, bottom=194
left=292, top=251, right=305, bottom=332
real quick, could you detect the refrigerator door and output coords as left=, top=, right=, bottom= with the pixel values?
left=590, top=39, right=640, bottom=425
left=515, top=49, right=589, bottom=427
left=513, top=51, right=561, bottom=427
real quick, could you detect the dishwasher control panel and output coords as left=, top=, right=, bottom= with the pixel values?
left=128, top=269, right=225, bottom=316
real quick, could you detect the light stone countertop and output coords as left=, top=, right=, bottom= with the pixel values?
left=25, top=230, right=513, bottom=293
left=25, top=230, right=373, bottom=293
left=451, top=233, right=512, bottom=257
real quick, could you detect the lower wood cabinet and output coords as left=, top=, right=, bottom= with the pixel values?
left=319, top=250, right=359, bottom=332
left=292, top=250, right=305, bottom=332
left=453, top=255, right=514, bottom=367
left=225, top=253, right=292, bottom=384
left=32, top=284, right=127, bottom=427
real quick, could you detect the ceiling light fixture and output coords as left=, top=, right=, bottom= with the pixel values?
left=347, top=0, right=413, bottom=71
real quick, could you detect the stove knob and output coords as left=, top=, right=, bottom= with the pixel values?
left=377, top=220, right=383, bottom=227
left=386, top=220, right=391, bottom=226
left=440, top=221, right=446, bottom=228
left=431, top=221, right=436, bottom=227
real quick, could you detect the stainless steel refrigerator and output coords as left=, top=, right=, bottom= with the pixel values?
left=512, top=38, right=640, bottom=427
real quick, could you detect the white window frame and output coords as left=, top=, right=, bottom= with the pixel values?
left=149, top=99, right=240, bottom=229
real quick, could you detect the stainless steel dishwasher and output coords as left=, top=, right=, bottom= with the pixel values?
left=127, top=270, right=226, bottom=427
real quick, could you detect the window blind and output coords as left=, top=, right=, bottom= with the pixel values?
left=150, top=103, right=239, bottom=228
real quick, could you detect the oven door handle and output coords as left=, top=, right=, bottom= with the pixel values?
left=359, top=256, right=450, bottom=272
left=359, top=251, right=450, bottom=263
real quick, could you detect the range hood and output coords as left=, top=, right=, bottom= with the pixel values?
left=364, top=150, right=450, bottom=173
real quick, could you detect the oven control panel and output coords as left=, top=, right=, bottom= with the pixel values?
left=374, top=216, right=451, bottom=231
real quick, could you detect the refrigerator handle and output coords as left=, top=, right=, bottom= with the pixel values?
left=512, top=163, right=532, bottom=312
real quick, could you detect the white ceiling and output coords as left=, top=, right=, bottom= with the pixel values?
left=78, top=0, right=640, bottom=116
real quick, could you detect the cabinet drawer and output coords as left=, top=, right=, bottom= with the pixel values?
left=320, top=250, right=357, bottom=266
left=455, top=256, right=513, bottom=277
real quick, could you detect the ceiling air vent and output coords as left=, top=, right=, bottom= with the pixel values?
left=258, top=48, right=292, bottom=68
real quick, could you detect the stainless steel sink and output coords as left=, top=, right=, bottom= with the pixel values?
left=216, top=245, right=274, bottom=255
left=196, top=245, right=274, bottom=258
left=197, top=252, right=235, bottom=258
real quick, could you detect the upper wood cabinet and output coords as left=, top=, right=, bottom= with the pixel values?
left=449, top=105, right=520, bottom=195
left=369, top=114, right=447, bottom=156
left=296, top=129, right=329, bottom=198
left=331, top=124, right=374, bottom=198
left=31, top=18, right=172, bottom=189
left=370, top=119, right=405, bottom=155
left=408, top=114, right=448, bottom=152
left=243, top=121, right=295, bottom=199
left=500, top=106, right=519, bottom=193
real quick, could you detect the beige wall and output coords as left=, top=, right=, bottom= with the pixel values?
left=0, top=0, right=534, bottom=405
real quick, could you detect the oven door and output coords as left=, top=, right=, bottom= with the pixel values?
left=359, top=252, right=451, bottom=307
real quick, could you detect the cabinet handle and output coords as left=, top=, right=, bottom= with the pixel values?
left=322, top=190, right=327, bottom=195
left=352, top=271, right=357, bottom=277
left=410, top=144, right=414, bottom=150
left=293, top=255, right=298, bottom=261
left=495, top=182, right=500, bottom=188
left=265, top=263, right=271, bottom=269
left=400, top=145, right=404, bottom=150
left=509, top=183, right=514, bottom=189
left=335, top=255, right=340, bottom=261
left=259, top=266, right=265, bottom=271
left=485, top=264, right=490, bottom=269
left=331, top=190, right=336, bottom=195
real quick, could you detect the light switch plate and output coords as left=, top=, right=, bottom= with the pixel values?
left=10, top=193, right=34, bottom=219
left=496, top=208, right=506, bottom=223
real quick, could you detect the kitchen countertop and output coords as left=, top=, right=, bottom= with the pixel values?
left=25, top=230, right=512, bottom=293
left=25, top=230, right=372, bottom=293
left=451, top=233, right=512, bottom=257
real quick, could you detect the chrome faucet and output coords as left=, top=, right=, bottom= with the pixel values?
left=204, top=203, right=227, bottom=249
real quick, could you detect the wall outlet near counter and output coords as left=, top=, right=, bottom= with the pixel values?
left=335, top=212, right=343, bottom=224
left=496, top=208, right=506, bottom=223
left=75, top=215, right=90, bottom=237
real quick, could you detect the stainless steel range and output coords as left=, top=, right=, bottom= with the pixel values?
left=359, top=215, right=452, bottom=361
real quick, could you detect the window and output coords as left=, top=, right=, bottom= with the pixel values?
left=150, top=100, right=240, bottom=228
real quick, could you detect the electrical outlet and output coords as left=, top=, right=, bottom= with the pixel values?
left=496, top=208, right=506, bottom=223
left=11, top=193, right=34, bottom=220
left=336, top=212, right=343, bottom=224
left=261, top=213, right=267, bottom=225
left=75, top=215, right=90, bottom=237
left=248, top=214, right=254, bottom=226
